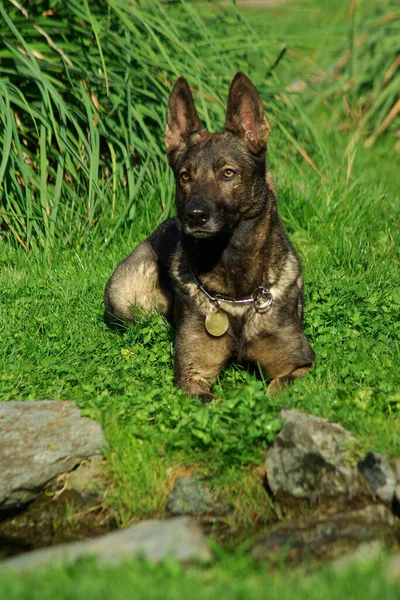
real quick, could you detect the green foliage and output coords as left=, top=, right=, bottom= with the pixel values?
left=1, top=151, right=399, bottom=504
left=0, top=0, right=315, bottom=250
left=1, top=553, right=399, bottom=600
left=0, top=0, right=399, bottom=592
left=321, top=0, right=399, bottom=146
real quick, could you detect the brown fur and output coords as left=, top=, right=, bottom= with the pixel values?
left=104, top=73, right=315, bottom=402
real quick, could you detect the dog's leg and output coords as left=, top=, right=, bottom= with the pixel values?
left=266, top=366, right=312, bottom=394
left=244, top=327, right=315, bottom=393
left=174, top=314, right=233, bottom=403
left=104, top=240, right=172, bottom=325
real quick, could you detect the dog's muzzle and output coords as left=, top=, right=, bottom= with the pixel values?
left=184, top=201, right=210, bottom=226
left=183, top=200, right=215, bottom=237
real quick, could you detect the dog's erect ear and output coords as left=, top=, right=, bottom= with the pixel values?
left=164, top=77, right=203, bottom=159
left=224, top=72, right=271, bottom=154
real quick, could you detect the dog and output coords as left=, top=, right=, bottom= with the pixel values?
left=104, top=72, right=315, bottom=402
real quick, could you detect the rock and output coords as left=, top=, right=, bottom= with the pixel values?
left=396, top=484, right=400, bottom=510
left=387, top=553, right=400, bottom=585
left=65, top=456, right=107, bottom=498
left=0, top=454, right=112, bottom=559
left=0, top=401, right=108, bottom=508
left=358, top=452, right=400, bottom=506
left=329, top=540, right=385, bottom=573
left=0, top=486, right=116, bottom=558
left=265, top=409, right=371, bottom=503
left=0, top=517, right=212, bottom=572
left=251, top=505, right=396, bottom=565
left=167, top=477, right=232, bottom=517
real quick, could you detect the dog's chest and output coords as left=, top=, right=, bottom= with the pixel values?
left=222, top=302, right=275, bottom=346
left=188, top=283, right=276, bottom=343
left=171, top=249, right=291, bottom=346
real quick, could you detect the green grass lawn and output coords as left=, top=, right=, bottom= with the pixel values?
left=1, top=554, right=400, bottom=600
left=0, top=0, right=399, bottom=596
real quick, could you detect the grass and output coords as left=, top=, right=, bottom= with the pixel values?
left=0, top=0, right=399, bottom=596
left=0, top=0, right=327, bottom=251
left=324, top=0, right=399, bottom=148
left=1, top=554, right=400, bottom=600
left=1, top=134, right=399, bottom=523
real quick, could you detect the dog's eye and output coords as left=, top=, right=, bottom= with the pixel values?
left=180, top=171, right=190, bottom=182
left=223, top=169, right=236, bottom=179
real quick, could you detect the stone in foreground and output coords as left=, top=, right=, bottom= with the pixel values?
left=0, top=401, right=108, bottom=508
left=167, top=477, right=232, bottom=517
left=265, top=409, right=371, bottom=502
left=387, top=553, right=400, bottom=585
left=1, top=517, right=212, bottom=572
left=251, top=505, right=396, bottom=565
left=358, top=452, right=400, bottom=506
left=329, top=540, right=386, bottom=573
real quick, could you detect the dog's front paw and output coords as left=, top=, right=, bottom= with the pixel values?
left=268, top=365, right=312, bottom=394
left=267, top=377, right=292, bottom=394
left=198, top=391, right=223, bottom=405
left=177, top=377, right=222, bottom=404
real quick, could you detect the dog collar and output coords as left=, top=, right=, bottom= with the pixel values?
left=192, top=273, right=273, bottom=313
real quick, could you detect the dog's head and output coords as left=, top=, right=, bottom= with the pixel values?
left=165, top=73, right=271, bottom=239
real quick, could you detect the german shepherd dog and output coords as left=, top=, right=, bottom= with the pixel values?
left=104, top=73, right=315, bottom=402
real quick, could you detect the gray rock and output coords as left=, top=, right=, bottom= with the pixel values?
left=265, top=409, right=370, bottom=502
left=0, top=485, right=116, bottom=557
left=1, top=517, right=212, bottom=572
left=329, top=540, right=385, bottom=573
left=65, top=456, right=107, bottom=498
left=386, top=553, right=400, bottom=585
left=0, top=401, right=108, bottom=508
left=167, top=477, right=232, bottom=517
left=358, top=452, right=400, bottom=505
left=251, top=505, right=396, bottom=565
left=396, top=484, right=400, bottom=506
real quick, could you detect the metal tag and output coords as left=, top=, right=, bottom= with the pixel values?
left=205, top=310, right=229, bottom=337
left=253, top=286, right=273, bottom=313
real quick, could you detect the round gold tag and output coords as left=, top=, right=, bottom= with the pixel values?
left=205, top=311, right=229, bottom=337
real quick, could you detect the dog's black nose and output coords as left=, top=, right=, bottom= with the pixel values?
left=184, top=202, right=210, bottom=227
